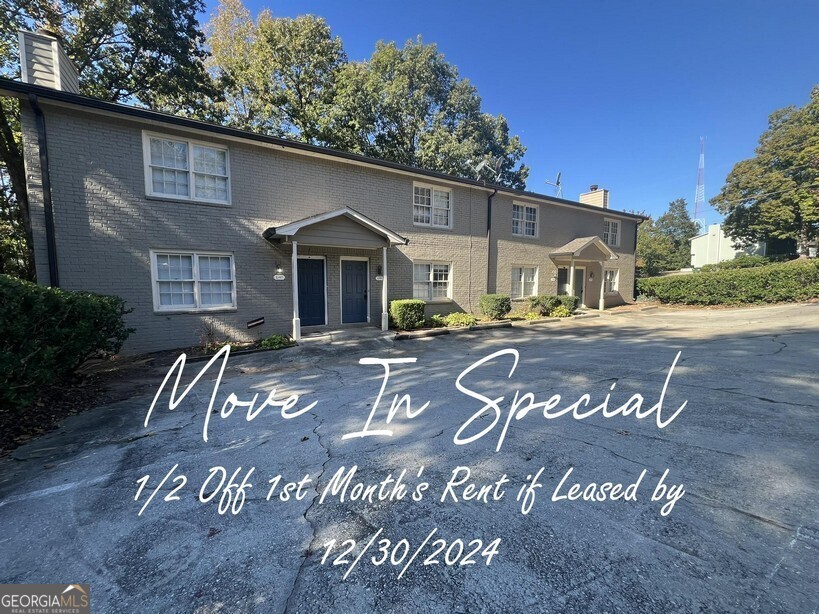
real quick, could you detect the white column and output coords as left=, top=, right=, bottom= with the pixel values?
left=381, top=246, right=389, bottom=331
left=291, top=241, right=301, bottom=341
left=568, top=257, right=576, bottom=298
left=599, top=265, right=606, bottom=311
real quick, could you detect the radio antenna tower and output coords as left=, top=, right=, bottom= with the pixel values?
left=694, top=137, right=706, bottom=229
left=545, top=172, right=563, bottom=198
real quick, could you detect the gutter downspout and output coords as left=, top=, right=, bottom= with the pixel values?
left=486, top=185, right=498, bottom=294
left=28, top=94, right=59, bottom=287
left=633, top=218, right=643, bottom=300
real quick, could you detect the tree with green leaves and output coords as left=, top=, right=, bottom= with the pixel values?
left=328, top=37, right=528, bottom=188
left=635, top=199, right=700, bottom=276
left=205, top=1, right=345, bottom=141
left=636, top=215, right=676, bottom=277
left=711, top=86, right=819, bottom=256
left=656, top=198, right=700, bottom=269
left=204, top=2, right=529, bottom=188
left=0, top=0, right=215, bottom=280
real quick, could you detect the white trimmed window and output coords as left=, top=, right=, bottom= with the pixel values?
left=151, top=251, right=236, bottom=311
left=511, top=267, right=537, bottom=298
left=144, top=133, right=230, bottom=204
left=413, top=184, right=452, bottom=228
left=512, top=203, right=537, bottom=237
left=604, top=269, right=619, bottom=294
left=413, top=263, right=451, bottom=300
left=603, top=219, right=620, bottom=247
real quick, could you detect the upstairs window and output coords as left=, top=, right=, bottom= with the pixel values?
left=413, top=184, right=452, bottom=228
left=413, top=262, right=451, bottom=300
left=144, top=133, right=230, bottom=204
left=511, top=267, right=537, bottom=298
left=603, top=219, right=620, bottom=247
left=512, top=203, right=537, bottom=237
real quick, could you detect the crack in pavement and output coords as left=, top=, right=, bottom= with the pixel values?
left=283, top=407, right=332, bottom=614
left=685, top=492, right=795, bottom=533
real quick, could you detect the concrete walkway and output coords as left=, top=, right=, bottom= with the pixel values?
left=1, top=303, right=817, bottom=612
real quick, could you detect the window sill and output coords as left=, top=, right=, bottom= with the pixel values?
left=422, top=298, right=454, bottom=304
left=413, top=223, right=454, bottom=232
left=154, top=307, right=238, bottom=315
left=511, top=233, right=539, bottom=240
left=146, top=194, right=232, bottom=208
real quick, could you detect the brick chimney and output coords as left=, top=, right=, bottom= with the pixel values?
left=578, top=185, right=609, bottom=208
left=18, top=29, right=79, bottom=94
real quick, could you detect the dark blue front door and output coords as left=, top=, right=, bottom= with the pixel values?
left=342, top=260, right=368, bottom=323
left=298, top=258, right=325, bottom=326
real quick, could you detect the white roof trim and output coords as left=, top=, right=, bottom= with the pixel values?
left=271, top=207, right=409, bottom=245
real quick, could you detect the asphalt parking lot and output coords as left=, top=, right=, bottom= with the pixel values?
left=1, top=303, right=817, bottom=613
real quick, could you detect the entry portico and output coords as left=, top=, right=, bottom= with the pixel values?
left=549, top=236, right=619, bottom=310
left=263, top=208, right=409, bottom=340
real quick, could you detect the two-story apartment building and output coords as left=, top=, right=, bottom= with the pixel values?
left=3, top=30, right=644, bottom=354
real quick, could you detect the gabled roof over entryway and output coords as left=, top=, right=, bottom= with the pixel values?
left=263, top=207, right=409, bottom=247
left=550, top=236, right=619, bottom=260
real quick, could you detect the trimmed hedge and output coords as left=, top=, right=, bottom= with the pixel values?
left=390, top=299, right=426, bottom=330
left=527, top=295, right=561, bottom=316
left=558, top=295, right=580, bottom=312
left=637, top=260, right=819, bottom=305
left=479, top=294, right=512, bottom=320
left=1, top=275, right=133, bottom=411
left=527, top=294, right=579, bottom=316
left=700, top=254, right=770, bottom=272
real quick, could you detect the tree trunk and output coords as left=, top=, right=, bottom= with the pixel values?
left=0, top=101, right=35, bottom=280
left=798, top=222, right=810, bottom=258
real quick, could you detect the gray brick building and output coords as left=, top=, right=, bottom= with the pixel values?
left=3, top=30, right=645, bottom=355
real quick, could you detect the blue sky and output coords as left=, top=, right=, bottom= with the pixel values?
left=201, top=0, right=819, bottom=221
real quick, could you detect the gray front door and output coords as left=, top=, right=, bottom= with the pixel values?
left=558, top=267, right=585, bottom=304
left=342, top=260, right=368, bottom=323
left=573, top=268, right=585, bottom=306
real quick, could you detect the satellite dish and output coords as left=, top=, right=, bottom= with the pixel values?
left=468, top=157, right=502, bottom=183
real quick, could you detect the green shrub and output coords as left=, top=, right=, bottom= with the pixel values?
left=524, top=311, right=541, bottom=320
left=549, top=305, right=573, bottom=318
left=259, top=334, right=294, bottom=350
left=390, top=299, right=426, bottom=330
left=558, top=295, right=580, bottom=312
left=700, top=254, right=770, bottom=272
left=0, top=275, right=133, bottom=411
left=528, top=294, right=561, bottom=316
left=479, top=294, right=512, bottom=320
left=637, top=260, right=819, bottom=305
left=426, top=314, right=447, bottom=328
left=443, top=312, right=478, bottom=327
